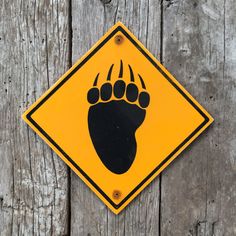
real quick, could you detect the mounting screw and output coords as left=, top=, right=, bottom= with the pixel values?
left=114, top=35, right=124, bottom=45
left=112, top=190, right=121, bottom=200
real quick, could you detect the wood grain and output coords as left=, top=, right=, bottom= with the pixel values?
left=0, top=0, right=70, bottom=235
left=71, top=0, right=161, bottom=235
left=161, top=0, right=236, bottom=235
left=0, top=0, right=235, bottom=235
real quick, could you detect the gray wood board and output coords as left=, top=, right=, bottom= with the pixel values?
left=71, top=1, right=161, bottom=235
left=161, top=0, right=236, bottom=235
left=0, top=0, right=235, bottom=235
left=0, top=0, right=70, bottom=235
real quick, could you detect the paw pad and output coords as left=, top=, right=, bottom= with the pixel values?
left=87, top=61, right=150, bottom=109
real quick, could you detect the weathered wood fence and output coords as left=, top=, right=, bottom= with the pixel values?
left=0, top=0, right=235, bottom=235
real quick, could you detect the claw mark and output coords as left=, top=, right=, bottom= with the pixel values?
left=138, top=74, right=146, bottom=89
left=119, top=60, right=123, bottom=78
left=93, top=73, right=100, bottom=86
left=107, top=64, right=114, bottom=81
left=128, top=65, right=135, bottom=82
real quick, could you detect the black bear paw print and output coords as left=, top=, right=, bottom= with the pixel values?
left=87, top=60, right=150, bottom=174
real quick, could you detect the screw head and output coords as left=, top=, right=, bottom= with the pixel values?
left=114, top=35, right=124, bottom=45
left=112, top=190, right=121, bottom=200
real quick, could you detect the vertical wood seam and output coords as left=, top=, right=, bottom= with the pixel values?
left=159, top=1, right=164, bottom=235
left=68, top=0, right=73, bottom=235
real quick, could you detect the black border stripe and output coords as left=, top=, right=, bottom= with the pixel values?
left=26, top=26, right=209, bottom=210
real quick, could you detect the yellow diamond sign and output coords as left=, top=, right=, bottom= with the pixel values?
left=22, top=22, right=213, bottom=214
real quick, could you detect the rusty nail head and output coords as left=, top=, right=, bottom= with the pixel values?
left=114, top=35, right=123, bottom=45
left=112, top=190, right=121, bottom=199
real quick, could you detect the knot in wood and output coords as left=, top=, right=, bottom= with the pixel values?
left=100, top=0, right=112, bottom=4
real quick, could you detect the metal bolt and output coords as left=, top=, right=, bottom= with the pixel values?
left=114, top=35, right=124, bottom=45
left=112, top=190, right=121, bottom=200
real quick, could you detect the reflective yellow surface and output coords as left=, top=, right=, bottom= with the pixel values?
left=22, top=22, right=213, bottom=214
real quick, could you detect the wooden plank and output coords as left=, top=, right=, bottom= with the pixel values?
left=71, top=0, right=161, bottom=235
left=161, top=0, right=236, bottom=235
left=0, top=0, right=70, bottom=235
left=1, top=0, right=235, bottom=234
